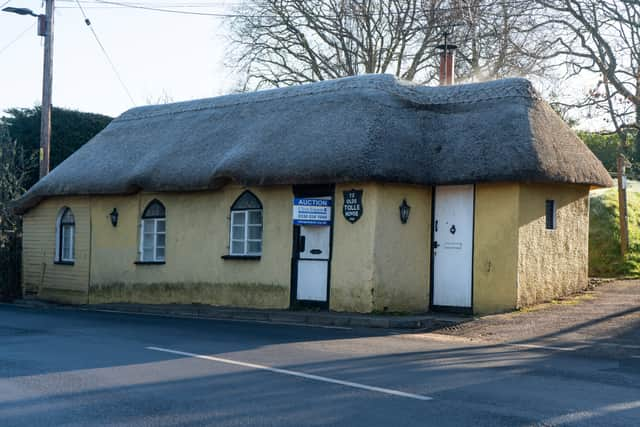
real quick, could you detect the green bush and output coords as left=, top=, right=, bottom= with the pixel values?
left=589, top=188, right=640, bottom=277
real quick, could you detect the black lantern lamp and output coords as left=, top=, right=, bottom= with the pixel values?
left=399, top=199, right=411, bottom=224
left=109, top=208, right=119, bottom=227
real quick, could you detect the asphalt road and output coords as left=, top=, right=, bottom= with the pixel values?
left=1, top=306, right=639, bottom=426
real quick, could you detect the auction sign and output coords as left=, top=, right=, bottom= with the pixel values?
left=293, top=198, right=332, bottom=225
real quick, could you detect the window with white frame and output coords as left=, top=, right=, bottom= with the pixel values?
left=139, top=200, right=166, bottom=262
left=56, top=207, right=75, bottom=263
left=229, top=191, right=263, bottom=256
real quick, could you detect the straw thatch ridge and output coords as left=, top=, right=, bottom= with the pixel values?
left=14, top=74, right=612, bottom=213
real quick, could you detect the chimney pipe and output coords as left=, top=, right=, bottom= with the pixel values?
left=437, top=32, right=457, bottom=86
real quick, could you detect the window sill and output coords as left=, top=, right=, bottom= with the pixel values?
left=134, top=261, right=166, bottom=265
left=54, top=260, right=75, bottom=266
left=221, top=255, right=261, bottom=261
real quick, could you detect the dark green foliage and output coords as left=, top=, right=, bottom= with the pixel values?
left=589, top=189, right=640, bottom=277
left=579, top=132, right=620, bottom=173
left=0, top=106, right=111, bottom=300
left=578, top=130, right=638, bottom=178
left=0, top=106, right=112, bottom=188
left=0, top=126, right=36, bottom=300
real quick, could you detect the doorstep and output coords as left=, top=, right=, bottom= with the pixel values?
left=6, top=299, right=471, bottom=330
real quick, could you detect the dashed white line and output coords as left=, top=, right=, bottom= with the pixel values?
left=146, top=346, right=432, bottom=401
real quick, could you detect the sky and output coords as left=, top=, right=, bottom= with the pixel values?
left=0, top=0, right=238, bottom=118
left=0, top=0, right=605, bottom=130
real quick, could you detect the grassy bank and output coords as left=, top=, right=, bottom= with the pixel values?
left=589, top=187, right=640, bottom=277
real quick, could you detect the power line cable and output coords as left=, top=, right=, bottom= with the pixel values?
left=74, top=0, right=539, bottom=20
left=0, top=22, right=36, bottom=57
left=91, top=0, right=246, bottom=16
left=73, top=0, right=137, bottom=106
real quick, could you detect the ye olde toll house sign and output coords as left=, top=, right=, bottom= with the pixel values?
left=343, top=189, right=363, bottom=223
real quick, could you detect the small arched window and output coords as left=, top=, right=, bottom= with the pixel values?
left=56, top=207, right=75, bottom=263
left=140, top=200, right=166, bottom=262
left=230, top=191, right=263, bottom=256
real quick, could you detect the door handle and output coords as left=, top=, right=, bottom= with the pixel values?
left=432, top=241, right=440, bottom=249
left=435, top=220, right=438, bottom=232
left=299, top=235, right=306, bottom=252
left=310, top=249, right=322, bottom=255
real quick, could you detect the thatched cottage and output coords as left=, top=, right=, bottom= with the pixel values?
left=14, top=75, right=612, bottom=314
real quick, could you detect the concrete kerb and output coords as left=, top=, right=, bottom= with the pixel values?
left=3, top=300, right=470, bottom=330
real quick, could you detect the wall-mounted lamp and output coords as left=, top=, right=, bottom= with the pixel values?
left=399, top=199, right=411, bottom=224
left=109, top=208, right=119, bottom=227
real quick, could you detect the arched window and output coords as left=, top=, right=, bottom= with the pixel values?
left=140, top=200, right=166, bottom=262
left=230, top=191, right=263, bottom=256
left=56, top=207, right=75, bottom=263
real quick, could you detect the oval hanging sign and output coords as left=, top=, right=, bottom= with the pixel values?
left=343, top=189, right=363, bottom=223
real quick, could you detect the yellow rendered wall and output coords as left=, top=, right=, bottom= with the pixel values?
left=473, top=183, right=520, bottom=314
left=372, top=184, right=431, bottom=313
left=22, top=197, right=91, bottom=304
left=330, top=183, right=377, bottom=312
left=88, top=186, right=292, bottom=308
left=517, top=183, right=590, bottom=306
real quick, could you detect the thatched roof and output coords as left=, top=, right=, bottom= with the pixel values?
left=14, top=74, right=612, bottom=213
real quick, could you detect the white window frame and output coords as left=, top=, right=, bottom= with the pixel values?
left=230, top=209, right=263, bottom=256
left=139, top=201, right=166, bottom=262
left=55, top=207, right=75, bottom=263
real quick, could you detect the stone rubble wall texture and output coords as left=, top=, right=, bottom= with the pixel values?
left=473, top=183, right=520, bottom=315
left=517, top=183, right=590, bottom=307
left=21, top=181, right=592, bottom=314
left=371, top=184, right=431, bottom=313
left=330, top=183, right=377, bottom=313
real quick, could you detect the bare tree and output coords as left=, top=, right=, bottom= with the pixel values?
left=452, top=0, right=555, bottom=81
left=0, top=126, right=33, bottom=238
left=228, top=0, right=556, bottom=89
left=533, top=0, right=639, bottom=150
left=531, top=0, right=639, bottom=255
left=0, top=125, right=36, bottom=300
left=228, top=0, right=450, bottom=88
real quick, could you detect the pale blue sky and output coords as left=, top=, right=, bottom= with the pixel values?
left=0, top=0, right=603, bottom=130
left=0, top=0, right=237, bottom=117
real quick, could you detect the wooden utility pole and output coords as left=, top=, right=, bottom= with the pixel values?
left=39, top=0, right=54, bottom=179
left=617, top=154, right=629, bottom=256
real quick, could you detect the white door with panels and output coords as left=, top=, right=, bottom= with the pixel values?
left=432, top=185, right=474, bottom=308
left=296, top=225, right=331, bottom=301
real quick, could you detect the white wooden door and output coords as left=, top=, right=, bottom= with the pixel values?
left=432, top=185, right=474, bottom=308
left=296, top=225, right=331, bottom=302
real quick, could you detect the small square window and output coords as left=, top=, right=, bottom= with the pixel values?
left=545, top=200, right=556, bottom=230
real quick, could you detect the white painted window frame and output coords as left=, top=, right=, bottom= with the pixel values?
left=229, top=209, right=262, bottom=256
left=139, top=217, right=166, bottom=262
left=55, top=207, right=75, bottom=263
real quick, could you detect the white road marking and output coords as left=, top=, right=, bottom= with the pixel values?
left=542, top=400, right=640, bottom=425
left=508, top=343, right=582, bottom=352
left=146, top=346, right=432, bottom=401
